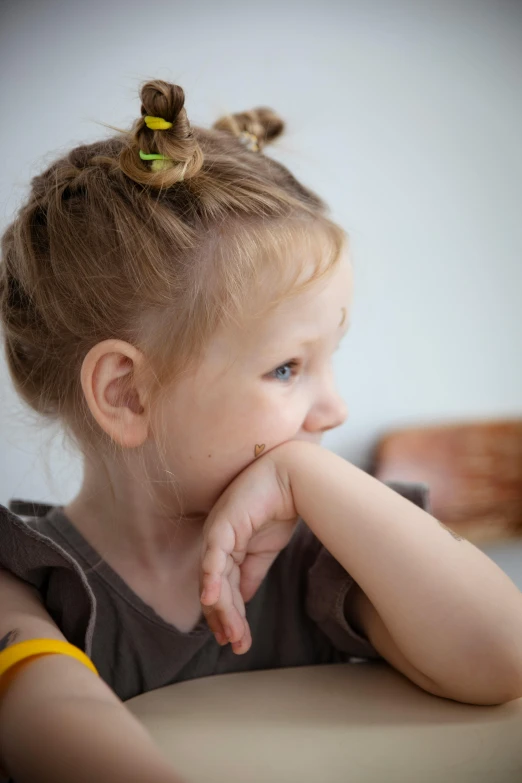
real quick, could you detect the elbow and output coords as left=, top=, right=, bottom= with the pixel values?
left=478, top=671, right=522, bottom=706
left=425, top=630, right=522, bottom=706
left=437, top=684, right=522, bottom=706
left=432, top=662, right=522, bottom=706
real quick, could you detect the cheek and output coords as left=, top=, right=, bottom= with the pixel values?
left=164, top=379, right=306, bottom=459
left=250, top=385, right=308, bottom=444
left=158, top=385, right=308, bottom=508
left=199, top=390, right=301, bottom=461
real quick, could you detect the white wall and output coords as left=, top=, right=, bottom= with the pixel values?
left=1, top=0, right=521, bottom=507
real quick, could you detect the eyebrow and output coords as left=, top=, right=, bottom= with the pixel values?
left=297, top=321, right=351, bottom=349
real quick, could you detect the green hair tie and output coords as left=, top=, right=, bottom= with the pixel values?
left=139, top=149, right=169, bottom=161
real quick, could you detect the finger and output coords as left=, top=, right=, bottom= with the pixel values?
left=231, top=624, right=252, bottom=655
left=219, top=611, right=247, bottom=645
left=230, top=562, right=246, bottom=618
left=216, top=581, right=244, bottom=643
left=202, top=565, right=240, bottom=644
left=201, top=604, right=228, bottom=645
left=202, top=568, right=241, bottom=646
left=200, top=545, right=228, bottom=604
left=200, top=580, right=221, bottom=606
left=200, top=516, right=249, bottom=606
left=204, top=587, right=251, bottom=649
left=200, top=563, right=233, bottom=644
left=217, top=569, right=247, bottom=644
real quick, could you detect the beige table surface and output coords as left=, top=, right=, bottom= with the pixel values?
left=126, top=661, right=522, bottom=783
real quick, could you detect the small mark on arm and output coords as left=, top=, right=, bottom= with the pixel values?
left=0, top=629, right=19, bottom=652
left=437, top=520, right=463, bottom=541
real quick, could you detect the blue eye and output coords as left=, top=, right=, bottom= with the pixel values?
left=271, top=361, right=299, bottom=382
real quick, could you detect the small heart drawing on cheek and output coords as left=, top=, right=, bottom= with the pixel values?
left=254, top=444, right=265, bottom=458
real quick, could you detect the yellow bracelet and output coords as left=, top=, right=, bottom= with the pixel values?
left=0, top=640, right=98, bottom=779
left=0, top=639, right=99, bottom=680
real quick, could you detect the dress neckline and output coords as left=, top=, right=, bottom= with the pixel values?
left=43, top=505, right=210, bottom=639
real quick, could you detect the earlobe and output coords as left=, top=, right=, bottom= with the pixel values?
left=80, top=339, right=150, bottom=448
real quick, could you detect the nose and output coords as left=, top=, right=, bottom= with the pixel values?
left=303, top=370, right=348, bottom=435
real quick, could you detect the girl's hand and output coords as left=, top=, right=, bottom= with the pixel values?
left=199, top=446, right=298, bottom=654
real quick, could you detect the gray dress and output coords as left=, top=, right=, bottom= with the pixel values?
left=0, top=480, right=430, bottom=703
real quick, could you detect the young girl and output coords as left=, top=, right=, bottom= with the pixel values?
left=0, top=79, right=521, bottom=783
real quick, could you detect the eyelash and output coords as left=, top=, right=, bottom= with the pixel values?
left=268, top=338, right=346, bottom=383
left=270, top=360, right=300, bottom=382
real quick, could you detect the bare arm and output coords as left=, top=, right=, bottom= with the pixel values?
left=0, top=568, right=186, bottom=783
left=277, top=442, right=522, bottom=705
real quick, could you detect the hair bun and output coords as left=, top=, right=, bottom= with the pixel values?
left=139, top=80, right=186, bottom=125
left=213, top=107, right=285, bottom=152
left=119, top=79, right=204, bottom=187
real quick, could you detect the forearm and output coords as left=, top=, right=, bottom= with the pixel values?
left=279, top=442, right=522, bottom=698
left=0, top=655, right=184, bottom=783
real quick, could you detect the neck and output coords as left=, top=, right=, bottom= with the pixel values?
left=63, top=454, right=206, bottom=572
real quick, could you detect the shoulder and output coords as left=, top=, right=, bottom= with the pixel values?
left=0, top=502, right=96, bottom=653
left=0, top=501, right=80, bottom=580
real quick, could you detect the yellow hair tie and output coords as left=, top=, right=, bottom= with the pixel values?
left=150, top=159, right=173, bottom=172
left=144, top=115, right=173, bottom=130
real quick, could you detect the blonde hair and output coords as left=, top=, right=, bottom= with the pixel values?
left=0, top=79, right=347, bottom=465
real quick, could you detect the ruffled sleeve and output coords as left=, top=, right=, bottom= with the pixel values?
left=0, top=504, right=97, bottom=656
left=305, top=481, right=431, bottom=660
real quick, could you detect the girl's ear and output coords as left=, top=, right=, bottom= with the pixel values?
left=80, top=339, right=151, bottom=448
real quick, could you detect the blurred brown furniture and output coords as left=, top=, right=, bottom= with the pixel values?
left=371, top=418, right=522, bottom=543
